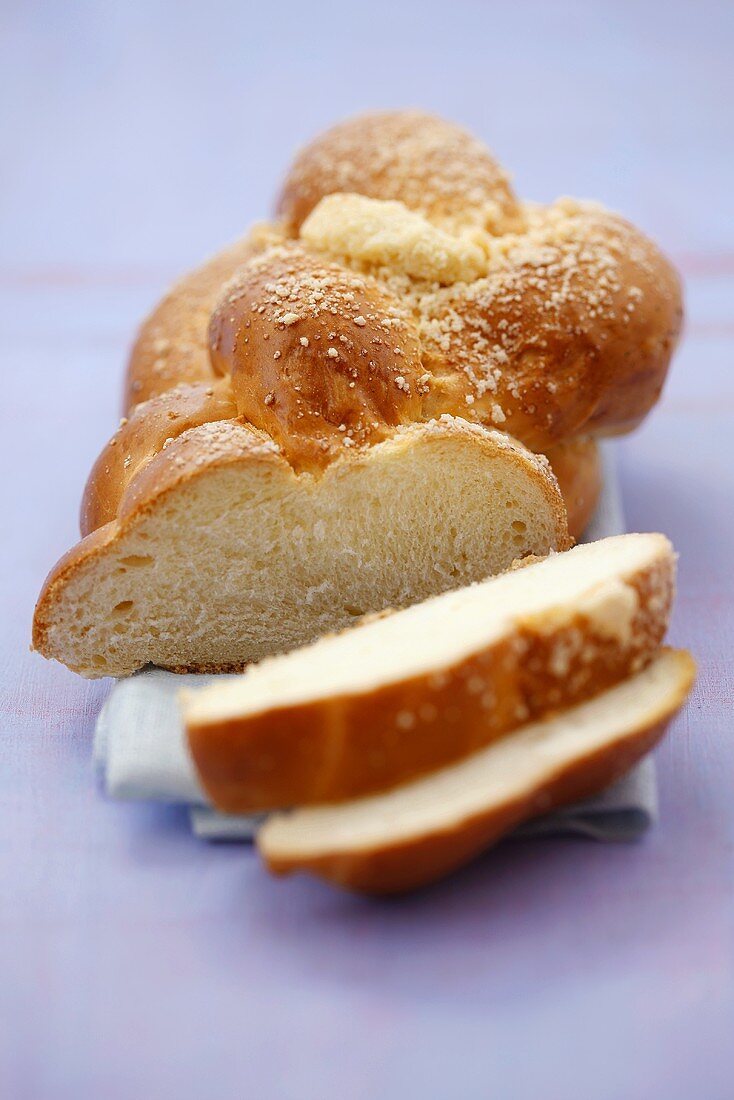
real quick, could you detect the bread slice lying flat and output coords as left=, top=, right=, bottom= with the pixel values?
left=184, top=533, right=675, bottom=812
left=258, top=648, right=695, bottom=894
left=32, top=416, right=568, bottom=678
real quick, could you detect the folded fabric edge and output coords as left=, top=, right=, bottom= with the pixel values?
left=188, top=756, right=658, bottom=844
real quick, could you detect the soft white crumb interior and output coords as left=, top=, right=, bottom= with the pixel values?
left=45, top=418, right=567, bottom=676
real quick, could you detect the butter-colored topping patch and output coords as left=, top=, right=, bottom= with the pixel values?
left=301, top=193, right=489, bottom=285
left=575, top=579, right=639, bottom=644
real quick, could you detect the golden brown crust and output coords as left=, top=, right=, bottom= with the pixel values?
left=81, top=381, right=237, bottom=535
left=268, top=718, right=664, bottom=894
left=186, top=547, right=673, bottom=812
left=205, top=207, right=680, bottom=469
left=123, top=113, right=681, bottom=458
left=115, top=114, right=680, bottom=488
left=209, top=245, right=426, bottom=470
left=31, top=522, right=119, bottom=663
left=270, top=114, right=682, bottom=453
left=276, top=110, right=522, bottom=235
left=414, top=202, right=682, bottom=450
left=260, top=650, right=695, bottom=894
left=124, top=229, right=283, bottom=412
left=113, top=418, right=285, bottom=526
left=545, top=439, right=602, bottom=541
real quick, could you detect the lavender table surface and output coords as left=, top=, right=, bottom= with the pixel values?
left=2, top=3, right=733, bottom=1097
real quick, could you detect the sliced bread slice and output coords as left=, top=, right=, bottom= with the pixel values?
left=258, top=648, right=695, bottom=894
left=184, top=533, right=675, bottom=812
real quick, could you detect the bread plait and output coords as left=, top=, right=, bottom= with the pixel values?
left=125, top=223, right=284, bottom=412
left=125, top=238, right=252, bottom=412
left=81, top=380, right=237, bottom=535
left=209, top=244, right=426, bottom=470
left=121, top=110, right=680, bottom=498
left=292, top=192, right=682, bottom=451
left=34, top=109, right=683, bottom=677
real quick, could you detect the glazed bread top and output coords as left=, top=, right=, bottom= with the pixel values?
left=91, top=109, right=683, bottom=529
left=276, top=111, right=522, bottom=236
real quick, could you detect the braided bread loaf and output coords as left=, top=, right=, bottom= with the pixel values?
left=33, top=111, right=681, bottom=678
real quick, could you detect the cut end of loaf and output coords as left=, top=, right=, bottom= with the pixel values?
left=33, top=417, right=568, bottom=678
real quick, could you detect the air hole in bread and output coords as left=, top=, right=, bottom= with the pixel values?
left=118, top=554, right=153, bottom=568
left=111, top=600, right=135, bottom=616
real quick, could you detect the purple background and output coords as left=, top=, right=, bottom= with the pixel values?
left=1, top=2, right=733, bottom=1097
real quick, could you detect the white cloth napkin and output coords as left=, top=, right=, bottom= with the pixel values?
left=93, top=445, right=658, bottom=842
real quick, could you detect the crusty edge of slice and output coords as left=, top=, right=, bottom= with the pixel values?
left=258, top=648, right=695, bottom=895
left=186, top=536, right=675, bottom=812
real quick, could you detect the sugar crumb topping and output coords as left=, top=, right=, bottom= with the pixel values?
left=301, top=193, right=488, bottom=285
